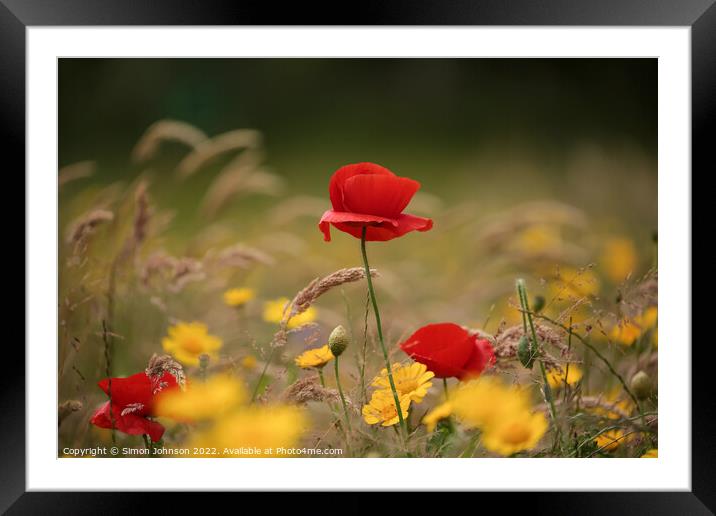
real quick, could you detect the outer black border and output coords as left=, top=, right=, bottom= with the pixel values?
left=4, top=0, right=710, bottom=513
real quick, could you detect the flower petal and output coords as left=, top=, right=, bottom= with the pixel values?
left=399, top=323, right=474, bottom=378
left=98, top=372, right=153, bottom=409
left=342, top=174, right=421, bottom=218
left=90, top=402, right=166, bottom=442
left=319, top=210, right=432, bottom=242
left=98, top=371, right=179, bottom=412
left=328, top=162, right=394, bottom=211
left=457, top=337, right=496, bottom=380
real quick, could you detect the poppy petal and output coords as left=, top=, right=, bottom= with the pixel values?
left=98, top=372, right=153, bottom=409
left=329, top=163, right=394, bottom=211
left=457, top=337, right=496, bottom=380
left=319, top=209, right=399, bottom=242
left=98, top=371, right=179, bottom=412
left=90, top=402, right=166, bottom=442
left=320, top=211, right=433, bottom=242
left=342, top=174, right=421, bottom=218
left=399, top=323, right=474, bottom=378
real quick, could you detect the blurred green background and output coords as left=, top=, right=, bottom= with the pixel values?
left=59, top=59, right=656, bottom=209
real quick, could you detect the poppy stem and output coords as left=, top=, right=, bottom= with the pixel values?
left=334, top=356, right=352, bottom=433
left=360, top=227, right=408, bottom=439
left=443, top=378, right=449, bottom=400
left=318, top=368, right=326, bottom=388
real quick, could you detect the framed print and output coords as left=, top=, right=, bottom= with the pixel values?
left=3, top=0, right=708, bottom=511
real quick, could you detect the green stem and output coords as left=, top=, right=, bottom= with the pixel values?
left=251, top=347, right=277, bottom=402
left=531, top=312, right=642, bottom=410
left=360, top=227, right=408, bottom=438
left=443, top=378, right=449, bottom=400
left=334, top=356, right=352, bottom=432
left=516, top=279, right=561, bottom=450
left=318, top=368, right=326, bottom=388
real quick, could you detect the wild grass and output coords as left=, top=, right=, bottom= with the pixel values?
left=58, top=120, right=658, bottom=459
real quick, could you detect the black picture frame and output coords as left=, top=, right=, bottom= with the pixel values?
left=3, top=0, right=707, bottom=512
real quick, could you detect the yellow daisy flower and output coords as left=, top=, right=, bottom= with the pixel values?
left=223, top=287, right=255, bottom=307
left=240, top=355, right=258, bottom=370
left=594, top=429, right=628, bottom=452
left=372, top=362, right=435, bottom=403
left=294, top=345, right=334, bottom=369
left=481, top=411, right=548, bottom=456
left=609, top=307, right=658, bottom=345
left=423, top=401, right=453, bottom=432
left=155, top=375, right=245, bottom=421
left=587, top=389, right=635, bottom=420
left=162, top=321, right=223, bottom=366
left=362, top=390, right=411, bottom=427
left=263, top=297, right=318, bottom=329
left=452, top=376, right=530, bottom=430
left=548, top=266, right=600, bottom=300
left=641, top=448, right=658, bottom=458
left=187, top=405, right=308, bottom=457
left=512, top=224, right=562, bottom=256
left=601, top=237, right=638, bottom=283
left=546, top=364, right=583, bottom=389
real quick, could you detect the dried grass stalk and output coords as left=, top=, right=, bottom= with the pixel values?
left=282, top=377, right=341, bottom=405
left=140, top=252, right=205, bottom=292
left=59, top=161, right=95, bottom=187
left=176, top=129, right=262, bottom=179
left=271, top=267, right=379, bottom=348
left=201, top=164, right=284, bottom=218
left=58, top=400, right=83, bottom=427
left=213, top=243, right=275, bottom=269
left=145, top=353, right=186, bottom=389
left=66, top=209, right=114, bottom=246
left=131, top=120, right=208, bottom=163
left=493, top=323, right=572, bottom=368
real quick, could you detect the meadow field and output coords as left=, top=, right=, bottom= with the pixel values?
left=58, top=59, right=658, bottom=458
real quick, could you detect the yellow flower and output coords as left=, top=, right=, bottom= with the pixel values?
left=652, top=328, right=658, bottom=348
left=546, top=364, right=583, bottom=390
left=481, top=412, right=548, bottom=456
left=372, top=362, right=435, bottom=403
left=294, top=345, right=334, bottom=369
left=162, top=321, right=223, bottom=366
left=594, top=429, right=628, bottom=452
left=609, top=307, right=658, bottom=345
left=512, top=224, right=562, bottom=256
left=641, top=448, right=658, bottom=458
left=588, top=389, right=634, bottom=420
left=263, top=297, right=318, bottom=329
left=155, top=375, right=245, bottom=421
left=423, top=401, right=453, bottom=432
left=548, top=267, right=600, bottom=300
left=362, top=390, right=411, bottom=427
left=452, top=376, right=530, bottom=430
left=223, top=287, right=255, bottom=307
left=240, top=355, right=258, bottom=370
left=187, top=405, right=308, bottom=457
left=601, top=237, right=638, bottom=283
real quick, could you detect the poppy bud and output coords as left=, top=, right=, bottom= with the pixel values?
left=532, top=295, right=546, bottom=313
left=517, top=335, right=535, bottom=369
left=630, top=370, right=652, bottom=400
left=328, top=325, right=349, bottom=357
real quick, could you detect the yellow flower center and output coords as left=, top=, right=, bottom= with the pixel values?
left=500, top=422, right=531, bottom=445
left=398, top=379, right=418, bottom=394
left=182, top=337, right=204, bottom=354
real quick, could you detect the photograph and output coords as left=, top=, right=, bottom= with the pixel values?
left=57, top=57, right=659, bottom=460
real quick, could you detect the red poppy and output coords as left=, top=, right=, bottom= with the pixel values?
left=319, top=162, right=433, bottom=242
left=399, top=323, right=495, bottom=380
left=90, top=370, right=179, bottom=442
